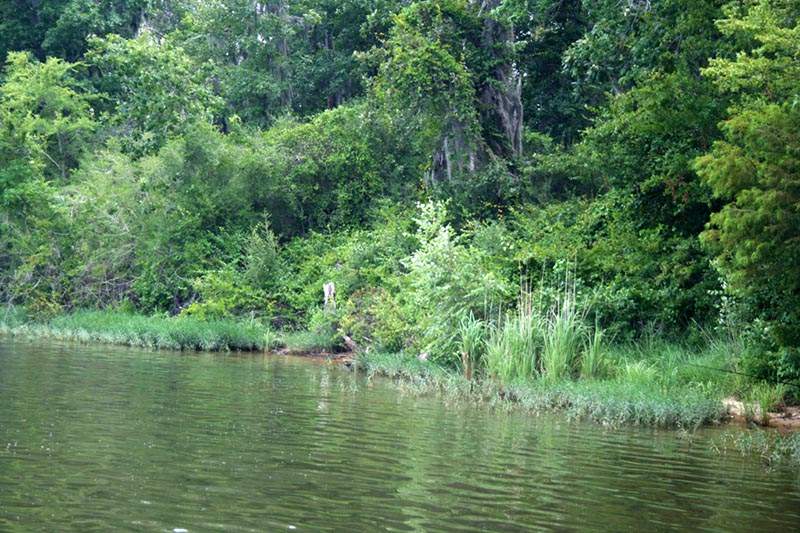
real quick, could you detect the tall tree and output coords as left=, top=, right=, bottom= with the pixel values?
left=86, top=33, right=222, bottom=154
left=0, top=52, right=96, bottom=310
left=696, top=0, right=800, bottom=381
left=177, top=0, right=397, bottom=125
left=372, top=0, right=522, bottom=195
left=0, top=0, right=148, bottom=62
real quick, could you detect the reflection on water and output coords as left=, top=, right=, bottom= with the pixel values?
left=0, top=339, right=798, bottom=531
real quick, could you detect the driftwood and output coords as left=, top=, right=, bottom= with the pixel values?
left=323, top=281, right=336, bottom=310
left=342, top=335, right=359, bottom=353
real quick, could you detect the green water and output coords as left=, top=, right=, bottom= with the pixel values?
left=0, top=340, right=798, bottom=531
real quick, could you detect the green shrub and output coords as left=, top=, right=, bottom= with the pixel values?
left=340, top=287, right=410, bottom=352
left=405, top=201, right=511, bottom=364
left=306, top=306, right=342, bottom=350
left=508, top=196, right=718, bottom=341
left=182, top=268, right=268, bottom=319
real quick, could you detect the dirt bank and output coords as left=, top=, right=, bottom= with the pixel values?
left=723, top=398, right=800, bottom=432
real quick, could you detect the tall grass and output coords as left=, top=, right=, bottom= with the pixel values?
left=541, top=283, right=585, bottom=383
left=457, top=312, right=486, bottom=380
left=484, top=292, right=542, bottom=382
left=2, top=310, right=277, bottom=351
left=581, top=325, right=606, bottom=379
left=483, top=284, right=605, bottom=385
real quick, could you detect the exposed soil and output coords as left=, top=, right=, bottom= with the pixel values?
left=275, top=347, right=355, bottom=365
left=723, top=397, right=800, bottom=432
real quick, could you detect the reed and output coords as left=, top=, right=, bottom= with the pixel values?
left=541, top=282, right=585, bottom=383
left=484, top=291, right=542, bottom=382
left=580, top=325, right=606, bottom=379
left=457, top=312, right=486, bottom=380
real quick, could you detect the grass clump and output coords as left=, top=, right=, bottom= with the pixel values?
left=744, top=382, right=786, bottom=425
left=541, top=285, right=585, bottom=383
left=457, top=312, right=486, bottom=380
left=714, top=431, right=800, bottom=467
left=484, top=297, right=541, bottom=383
left=2, top=310, right=277, bottom=351
left=280, top=329, right=339, bottom=353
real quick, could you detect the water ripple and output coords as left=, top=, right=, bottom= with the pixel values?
left=0, top=339, right=798, bottom=532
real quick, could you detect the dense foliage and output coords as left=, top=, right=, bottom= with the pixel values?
left=1, top=0, right=798, bottom=388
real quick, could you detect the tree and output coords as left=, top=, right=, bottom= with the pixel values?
left=371, top=0, right=523, bottom=207
left=176, top=0, right=397, bottom=125
left=0, top=52, right=95, bottom=311
left=0, top=52, right=95, bottom=192
left=696, top=0, right=800, bottom=382
left=564, top=0, right=726, bottom=126
left=86, top=33, right=222, bottom=154
left=498, top=0, right=587, bottom=144
left=0, top=0, right=148, bottom=62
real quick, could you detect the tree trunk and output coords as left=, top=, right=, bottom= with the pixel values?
left=477, top=0, right=523, bottom=158
left=429, top=1, right=523, bottom=182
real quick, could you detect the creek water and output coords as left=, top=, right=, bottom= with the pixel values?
left=0, top=339, right=798, bottom=531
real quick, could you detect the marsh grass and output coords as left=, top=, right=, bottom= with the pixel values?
left=356, top=321, right=756, bottom=429
left=280, top=329, right=340, bottom=353
left=508, top=380, right=726, bottom=428
left=541, top=284, right=586, bottom=383
left=1, top=310, right=276, bottom=351
left=357, top=351, right=728, bottom=427
left=484, top=293, right=542, bottom=382
left=714, top=430, right=800, bottom=467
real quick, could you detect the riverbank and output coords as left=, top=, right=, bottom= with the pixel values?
left=354, top=352, right=800, bottom=466
left=0, top=309, right=277, bottom=352
left=355, top=348, right=799, bottom=431
left=2, top=308, right=796, bottom=434
left=354, top=352, right=728, bottom=428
